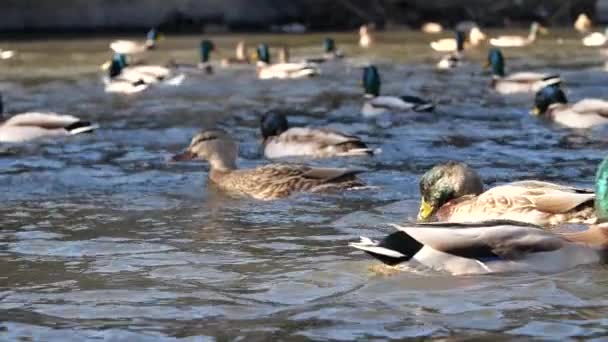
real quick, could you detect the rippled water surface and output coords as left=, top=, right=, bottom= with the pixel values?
left=3, top=30, right=608, bottom=340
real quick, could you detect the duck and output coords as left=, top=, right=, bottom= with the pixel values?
left=167, top=39, right=214, bottom=74
left=430, top=27, right=486, bottom=52
left=436, top=31, right=465, bottom=70
left=490, top=22, right=546, bottom=47
left=0, top=93, right=98, bottom=143
left=255, top=44, right=320, bottom=80
left=532, top=83, right=608, bottom=129
left=221, top=41, right=250, bottom=66
left=260, top=111, right=374, bottom=159
left=422, top=22, right=443, bottom=34
left=486, top=48, right=560, bottom=94
left=110, top=28, right=160, bottom=55
left=103, top=53, right=184, bottom=94
left=171, top=129, right=367, bottom=200
left=575, top=13, right=592, bottom=34
left=351, top=155, right=608, bottom=275
left=304, top=38, right=345, bottom=63
left=416, top=161, right=596, bottom=226
left=350, top=220, right=608, bottom=275
left=0, top=49, right=15, bottom=60
left=582, top=28, right=608, bottom=47
left=361, top=65, right=434, bottom=117
left=359, top=24, right=374, bottom=48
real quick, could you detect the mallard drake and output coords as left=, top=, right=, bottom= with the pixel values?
left=171, top=129, right=367, bottom=200
left=350, top=220, right=608, bottom=275
left=361, top=65, right=434, bottom=117
left=304, top=38, right=344, bottom=63
left=255, top=44, right=320, bottom=80
left=436, top=31, right=464, bottom=70
left=103, top=53, right=185, bottom=93
left=359, top=25, right=374, bottom=48
left=575, top=13, right=592, bottom=34
left=0, top=49, right=15, bottom=60
left=167, top=40, right=214, bottom=74
left=221, top=41, right=250, bottom=66
left=486, top=48, right=560, bottom=94
left=422, top=22, right=443, bottom=34
left=582, top=28, right=608, bottom=47
left=532, top=84, right=608, bottom=128
left=352, top=156, right=608, bottom=275
left=490, top=22, right=546, bottom=47
left=110, top=28, right=160, bottom=55
left=417, top=161, right=596, bottom=226
left=0, top=94, right=98, bottom=143
left=430, top=27, right=486, bottom=52
left=260, top=111, right=374, bottom=159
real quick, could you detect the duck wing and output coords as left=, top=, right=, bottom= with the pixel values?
left=3, top=112, right=80, bottom=129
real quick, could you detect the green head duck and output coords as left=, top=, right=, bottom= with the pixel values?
left=257, top=44, right=271, bottom=64
left=362, top=65, right=381, bottom=97
left=200, top=40, right=215, bottom=63
left=533, top=84, right=568, bottom=116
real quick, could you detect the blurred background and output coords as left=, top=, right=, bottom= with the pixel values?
left=0, top=0, right=604, bottom=33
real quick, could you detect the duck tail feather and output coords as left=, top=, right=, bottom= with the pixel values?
left=350, top=231, right=422, bottom=266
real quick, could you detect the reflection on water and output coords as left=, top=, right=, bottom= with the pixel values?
left=2, top=30, right=608, bottom=340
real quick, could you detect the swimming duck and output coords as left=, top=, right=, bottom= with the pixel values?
left=304, top=38, right=344, bottom=63
left=490, top=22, right=546, bottom=47
left=350, top=219, right=608, bottom=275
left=352, top=156, right=608, bottom=275
left=110, top=28, right=160, bottom=55
left=0, top=49, right=15, bottom=60
left=103, top=53, right=184, bottom=94
left=417, top=161, right=596, bottom=226
left=430, top=27, right=486, bottom=52
left=582, top=28, right=608, bottom=47
left=422, top=22, right=443, bottom=34
left=436, top=31, right=465, bottom=70
left=487, top=48, right=560, bottom=94
left=575, top=13, right=592, bottom=34
left=532, top=84, right=608, bottom=129
left=260, top=111, right=374, bottom=159
left=359, top=25, right=374, bottom=48
left=361, top=65, right=434, bottom=117
left=255, top=44, right=320, bottom=80
left=0, top=94, right=98, bottom=143
left=221, top=41, right=250, bottom=66
left=167, top=39, right=214, bottom=74
left=171, top=129, right=367, bottom=200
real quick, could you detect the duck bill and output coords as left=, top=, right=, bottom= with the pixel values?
left=417, top=198, right=435, bottom=222
left=171, top=150, right=197, bottom=161
left=530, top=106, right=541, bottom=116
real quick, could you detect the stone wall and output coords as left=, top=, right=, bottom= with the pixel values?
left=0, top=0, right=600, bottom=32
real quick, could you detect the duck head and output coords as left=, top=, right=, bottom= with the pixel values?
left=324, top=38, right=336, bottom=53
left=417, top=161, right=484, bottom=221
left=172, top=129, right=238, bottom=171
left=362, top=65, right=381, bottom=97
left=108, top=53, right=127, bottom=78
left=257, top=44, right=271, bottom=64
left=200, top=40, right=215, bottom=63
left=145, top=28, right=159, bottom=49
left=596, top=156, right=608, bottom=222
left=532, top=84, right=568, bottom=116
left=456, top=31, right=465, bottom=52
left=487, top=48, right=505, bottom=77
left=260, top=112, right=289, bottom=140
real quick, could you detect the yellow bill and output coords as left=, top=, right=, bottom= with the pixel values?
left=530, top=106, right=541, bottom=116
left=417, top=198, right=434, bottom=221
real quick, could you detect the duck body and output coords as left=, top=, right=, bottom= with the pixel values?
left=417, top=161, right=596, bottom=226
left=582, top=29, right=608, bottom=47
left=0, top=113, right=97, bottom=143
left=110, top=28, right=159, bottom=55
left=172, top=129, right=367, bottom=200
left=304, top=38, right=344, bottom=63
left=255, top=44, right=319, bottom=80
left=103, top=53, right=184, bottom=93
left=487, top=48, right=558, bottom=94
left=430, top=27, right=486, bottom=52
left=533, top=84, right=608, bottom=128
left=167, top=40, right=215, bottom=75
left=0, top=49, right=15, bottom=60
left=350, top=221, right=606, bottom=275
left=490, top=22, right=543, bottom=47
left=436, top=31, right=465, bottom=70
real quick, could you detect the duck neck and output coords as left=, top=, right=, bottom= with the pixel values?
left=208, top=155, right=236, bottom=173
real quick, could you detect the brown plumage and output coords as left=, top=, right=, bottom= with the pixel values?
left=172, top=129, right=367, bottom=200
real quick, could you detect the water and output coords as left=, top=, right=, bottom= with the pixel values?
left=2, top=30, right=608, bottom=340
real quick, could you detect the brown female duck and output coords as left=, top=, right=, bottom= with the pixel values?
left=173, top=129, right=367, bottom=200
